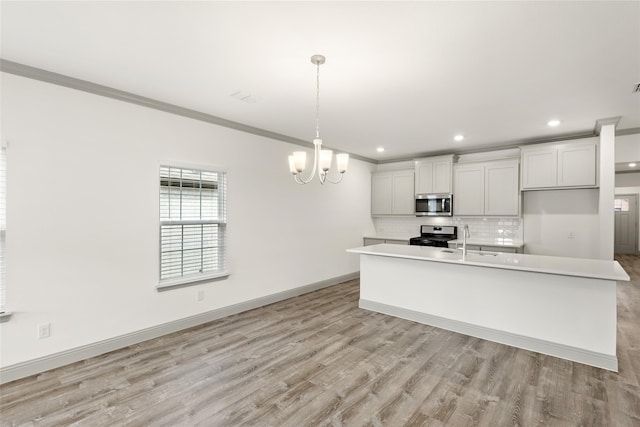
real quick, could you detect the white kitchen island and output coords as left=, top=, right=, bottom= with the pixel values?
left=347, top=244, right=630, bottom=371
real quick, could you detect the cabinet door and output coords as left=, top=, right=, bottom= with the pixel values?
left=432, top=160, right=452, bottom=194
left=557, top=143, right=596, bottom=187
left=415, top=162, right=434, bottom=194
left=480, top=246, right=518, bottom=254
left=521, top=148, right=557, bottom=189
left=392, top=171, right=415, bottom=214
left=485, top=161, right=519, bottom=216
left=453, top=164, right=485, bottom=215
left=363, top=238, right=385, bottom=246
left=371, top=173, right=393, bottom=215
left=385, top=239, right=408, bottom=245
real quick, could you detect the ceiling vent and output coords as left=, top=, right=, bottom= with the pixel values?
left=633, top=83, right=640, bottom=94
left=230, top=90, right=259, bottom=104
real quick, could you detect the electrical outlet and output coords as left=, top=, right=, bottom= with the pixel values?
left=38, top=323, right=51, bottom=339
left=197, top=290, right=205, bottom=302
left=568, top=231, right=576, bottom=239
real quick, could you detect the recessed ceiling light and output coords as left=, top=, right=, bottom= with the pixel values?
left=454, top=134, right=464, bottom=142
left=547, top=119, right=561, bottom=127
left=629, top=163, right=637, bottom=167
left=376, top=147, right=385, bottom=153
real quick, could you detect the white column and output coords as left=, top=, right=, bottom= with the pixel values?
left=598, top=120, right=617, bottom=260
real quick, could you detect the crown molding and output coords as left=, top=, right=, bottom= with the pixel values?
left=0, top=59, right=377, bottom=164
left=616, top=127, right=640, bottom=136
left=594, top=117, right=622, bottom=135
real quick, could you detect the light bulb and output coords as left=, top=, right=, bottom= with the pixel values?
left=288, top=155, right=297, bottom=175
left=293, top=151, right=306, bottom=173
left=319, top=150, right=333, bottom=171
left=336, top=153, right=349, bottom=173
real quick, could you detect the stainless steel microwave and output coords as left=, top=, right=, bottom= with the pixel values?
left=415, top=194, right=453, bottom=217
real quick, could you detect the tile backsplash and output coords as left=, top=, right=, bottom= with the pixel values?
left=452, top=217, right=522, bottom=241
left=375, top=216, right=522, bottom=240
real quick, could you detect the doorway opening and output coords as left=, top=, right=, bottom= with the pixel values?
left=615, top=194, right=638, bottom=254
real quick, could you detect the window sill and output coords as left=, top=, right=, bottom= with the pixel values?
left=156, top=271, right=230, bottom=291
left=0, top=311, right=13, bottom=323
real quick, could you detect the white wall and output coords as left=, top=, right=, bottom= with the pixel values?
left=523, top=189, right=600, bottom=258
left=616, top=172, right=640, bottom=187
left=615, top=134, right=640, bottom=162
left=0, top=73, right=375, bottom=368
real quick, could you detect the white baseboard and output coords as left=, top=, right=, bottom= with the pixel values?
left=359, top=299, right=618, bottom=372
left=0, top=272, right=359, bottom=384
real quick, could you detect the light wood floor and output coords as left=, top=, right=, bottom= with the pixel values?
left=1, top=255, right=639, bottom=426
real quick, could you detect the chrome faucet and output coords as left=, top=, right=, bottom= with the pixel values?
left=462, top=224, right=470, bottom=256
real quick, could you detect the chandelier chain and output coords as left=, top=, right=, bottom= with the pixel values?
left=315, top=60, right=321, bottom=139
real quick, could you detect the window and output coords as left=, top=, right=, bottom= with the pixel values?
left=0, top=143, right=6, bottom=312
left=614, top=198, right=630, bottom=212
left=159, top=165, right=227, bottom=287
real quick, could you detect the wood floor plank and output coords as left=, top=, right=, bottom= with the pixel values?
left=1, top=259, right=640, bottom=426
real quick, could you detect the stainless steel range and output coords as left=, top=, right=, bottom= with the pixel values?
left=409, top=225, right=458, bottom=247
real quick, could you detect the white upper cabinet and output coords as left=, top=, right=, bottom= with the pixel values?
left=557, top=142, right=597, bottom=187
left=415, top=155, right=455, bottom=194
left=415, top=162, right=434, bottom=193
left=485, top=161, right=520, bottom=216
left=453, top=163, right=485, bottom=215
left=521, top=147, right=557, bottom=189
left=371, top=173, right=393, bottom=215
left=371, top=170, right=415, bottom=216
left=521, top=139, right=597, bottom=190
left=454, top=160, right=520, bottom=216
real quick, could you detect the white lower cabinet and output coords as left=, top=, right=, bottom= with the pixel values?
left=447, top=242, right=520, bottom=254
left=363, top=238, right=408, bottom=246
left=453, top=160, right=520, bottom=216
left=481, top=245, right=518, bottom=254
left=363, top=238, right=385, bottom=246
left=371, top=170, right=415, bottom=216
left=385, top=239, right=409, bottom=245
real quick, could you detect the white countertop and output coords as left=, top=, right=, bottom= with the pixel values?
left=447, top=238, right=524, bottom=248
left=347, top=243, right=630, bottom=281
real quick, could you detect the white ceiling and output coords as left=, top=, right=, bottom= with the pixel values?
left=2, top=1, right=639, bottom=162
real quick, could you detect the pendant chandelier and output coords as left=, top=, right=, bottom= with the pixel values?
left=288, top=55, right=349, bottom=184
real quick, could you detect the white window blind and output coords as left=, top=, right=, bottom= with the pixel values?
left=159, top=166, right=227, bottom=285
left=0, top=144, right=6, bottom=312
